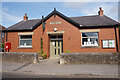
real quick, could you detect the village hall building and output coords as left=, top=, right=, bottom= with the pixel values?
left=4, top=8, right=120, bottom=58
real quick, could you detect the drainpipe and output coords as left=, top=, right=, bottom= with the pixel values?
left=114, top=26, right=119, bottom=52
left=6, top=32, right=8, bottom=42
left=5, top=32, right=8, bottom=52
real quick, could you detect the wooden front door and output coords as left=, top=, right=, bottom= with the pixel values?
left=50, top=40, right=63, bottom=57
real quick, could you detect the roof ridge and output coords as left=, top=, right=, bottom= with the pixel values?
left=69, top=15, right=99, bottom=18
left=27, top=19, right=41, bottom=21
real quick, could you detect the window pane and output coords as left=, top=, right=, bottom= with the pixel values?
left=82, top=33, right=98, bottom=37
left=20, top=35, right=32, bottom=39
left=55, top=49, right=56, bottom=55
left=58, top=41, right=60, bottom=47
left=51, top=35, right=57, bottom=39
left=51, top=35, right=63, bottom=39
left=55, top=41, right=56, bottom=47
left=82, top=32, right=98, bottom=46
left=58, top=35, right=63, bottom=38
left=58, top=49, right=60, bottom=54
left=90, top=38, right=98, bottom=46
left=82, top=38, right=88, bottom=45
left=20, top=40, right=32, bottom=46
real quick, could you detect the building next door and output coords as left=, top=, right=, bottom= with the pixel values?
left=50, top=35, right=63, bottom=57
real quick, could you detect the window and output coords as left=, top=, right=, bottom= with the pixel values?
left=82, top=32, right=99, bottom=46
left=50, top=35, right=63, bottom=40
left=19, top=35, right=32, bottom=47
left=2, top=32, right=4, bottom=38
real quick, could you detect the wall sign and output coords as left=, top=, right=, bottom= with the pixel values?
left=109, top=40, right=115, bottom=48
left=102, top=40, right=108, bottom=48
left=50, top=22, right=61, bottom=24
left=102, top=40, right=115, bottom=48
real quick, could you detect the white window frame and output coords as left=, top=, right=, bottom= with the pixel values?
left=81, top=32, right=99, bottom=47
left=19, top=35, right=32, bottom=48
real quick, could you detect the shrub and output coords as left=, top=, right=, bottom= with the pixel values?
left=37, top=50, right=43, bottom=57
left=42, top=53, right=47, bottom=59
left=2, top=43, right=5, bottom=48
left=37, top=50, right=43, bottom=54
left=0, top=43, right=2, bottom=48
left=64, top=50, right=71, bottom=53
left=0, top=43, right=5, bottom=49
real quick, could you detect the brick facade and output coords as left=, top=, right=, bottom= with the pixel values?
left=4, top=15, right=119, bottom=58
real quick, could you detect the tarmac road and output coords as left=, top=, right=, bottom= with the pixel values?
left=2, top=71, right=117, bottom=78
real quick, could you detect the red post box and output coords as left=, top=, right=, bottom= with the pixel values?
left=5, top=42, right=11, bottom=50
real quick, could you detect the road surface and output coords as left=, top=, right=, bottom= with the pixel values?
left=2, top=71, right=117, bottom=78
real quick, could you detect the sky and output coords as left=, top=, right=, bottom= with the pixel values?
left=1, top=1, right=120, bottom=28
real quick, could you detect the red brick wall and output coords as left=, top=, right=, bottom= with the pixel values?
left=5, top=15, right=120, bottom=57
left=79, top=28, right=119, bottom=52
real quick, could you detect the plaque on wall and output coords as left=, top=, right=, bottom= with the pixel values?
left=102, top=40, right=108, bottom=48
left=109, top=40, right=115, bottom=48
left=102, top=40, right=115, bottom=48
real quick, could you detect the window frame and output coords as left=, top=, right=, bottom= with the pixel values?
left=81, top=32, right=99, bottom=47
left=19, top=35, right=32, bottom=48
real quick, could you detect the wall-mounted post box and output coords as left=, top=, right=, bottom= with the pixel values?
left=5, top=42, right=11, bottom=50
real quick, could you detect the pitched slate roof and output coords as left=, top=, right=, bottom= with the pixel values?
left=5, top=19, right=41, bottom=31
left=5, top=9, right=120, bottom=32
left=70, top=15, right=120, bottom=27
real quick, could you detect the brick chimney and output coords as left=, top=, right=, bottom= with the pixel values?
left=23, top=13, right=28, bottom=21
left=98, top=7, right=103, bottom=16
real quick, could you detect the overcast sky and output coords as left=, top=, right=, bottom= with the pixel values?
left=1, top=1, right=120, bottom=28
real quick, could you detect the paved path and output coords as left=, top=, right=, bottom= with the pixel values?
left=1, top=58, right=118, bottom=78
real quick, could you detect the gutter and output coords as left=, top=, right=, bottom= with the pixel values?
left=6, top=32, right=8, bottom=42
left=3, top=29, right=33, bottom=32
left=79, top=24, right=120, bottom=28
left=4, top=24, right=120, bottom=32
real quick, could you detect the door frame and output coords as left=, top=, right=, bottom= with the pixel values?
left=49, top=34, right=63, bottom=57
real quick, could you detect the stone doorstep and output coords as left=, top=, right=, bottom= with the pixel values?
left=38, top=57, right=60, bottom=64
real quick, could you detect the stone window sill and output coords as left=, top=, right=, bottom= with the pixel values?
left=18, top=46, right=33, bottom=49
left=81, top=46, right=101, bottom=48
